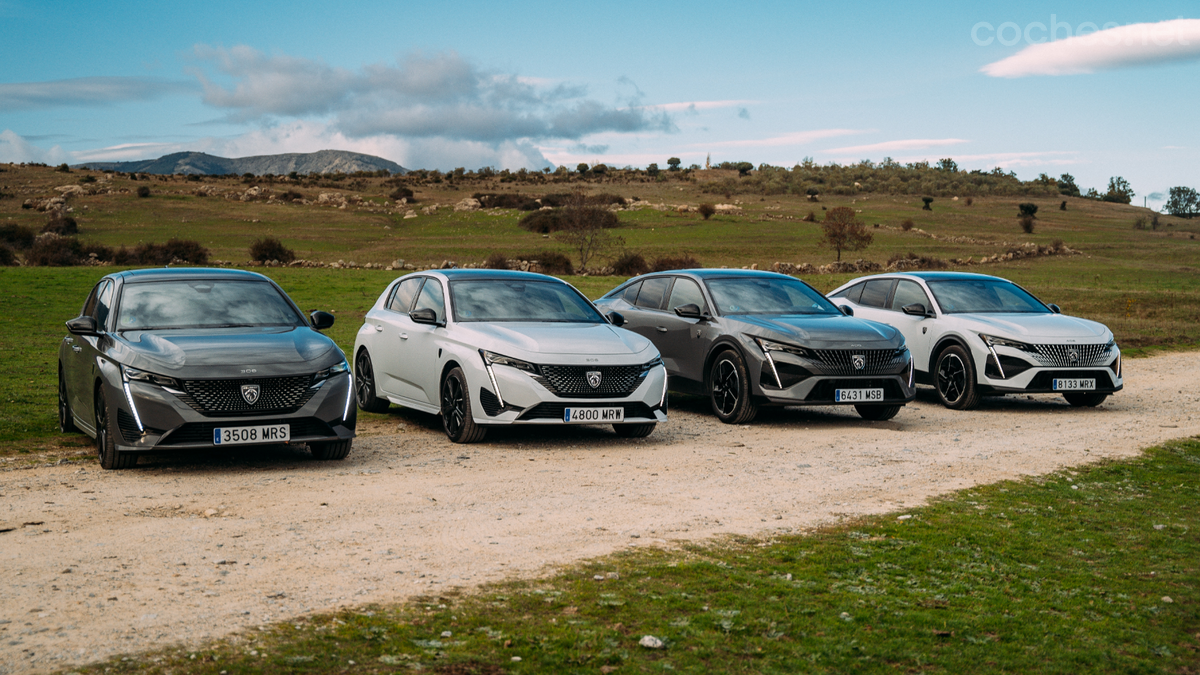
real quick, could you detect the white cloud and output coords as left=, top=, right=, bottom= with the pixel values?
left=0, top=129, right=69, bottom=164
left=824, top=138, right=968, bottom=155
left=0, top=77, right=193, bottom=110
left=647, top=99, right=758, bottom=113
left=701, top=129, right=868, bottom=149
left=982, top=19, right=1200, bottom=78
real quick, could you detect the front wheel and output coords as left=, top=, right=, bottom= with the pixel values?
left=613, top=422, right=656, bottom=438
left=709, top=349, right=758, bottom=424
left=855, top=404, right=901, bottom=421
left=59, top=367, right=78, bottom=433
left=441, top=367, right=486, bottom=443
left=95, top=389, right=136, bottom=470
left=310, top=439, right=353, bottom=460
left=935, top=345, right=981, bottom=410
left=354, top=350, right=391, bottom=413
left=1063, top=392, right=1108, bottom=407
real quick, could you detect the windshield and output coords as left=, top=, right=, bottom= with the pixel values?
left=926, top=279, right=1050, bottom=314
left=450, top=279, right=606, bottom=323
left=116, top=280, right=306, bottom=330
left=705, top=277, right=840, bottom=316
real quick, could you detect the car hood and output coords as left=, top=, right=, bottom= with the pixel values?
left=731, top=313, right=901, bottom=348
left=951, top=313, right=1111, bottom=341
left=460, top=322, right=654, bottom=358
left=113, top=327, right=341, bottom=375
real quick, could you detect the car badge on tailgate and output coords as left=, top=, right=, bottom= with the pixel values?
left=241, top=384, right=261, bottom=405
left=586, top=371, right=603, bottom=388
left=852, top=354, right=866, bottom=371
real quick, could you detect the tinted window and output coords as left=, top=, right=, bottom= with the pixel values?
left=82, top=282, right=103, bottom=318
left=890, top=280, right=930, bottom=312
left=859, top=279, right=894, bottom=308
left=635, top=277, right=671, bottom=310
left=116, top=280, right=305, bottom=330
left=830, top=282, right=863, bottom=302
left=667, top=278, right=707, bottom=313
left=705, top=277, right=840, bottom=315
left=412, top=278, right=445, bottom=321
left=927, top=279, right=1050, bottom=314
left=450, top=280, right=604, bottom=323
left=620, top=281, right=642, bottom=304
left=388, top=277, right=423, bottom=313
left=94, top=280, right=114, bottom=329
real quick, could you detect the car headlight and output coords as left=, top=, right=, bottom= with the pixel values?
left=480, top=350, right=538, bottom=374
left=122, top=365, right=181, bottom=388
left=751, top=336, right=811, bottom=358
left=978, top=334, right=1035, bottom=351
left=313, top=360, right=350, bottom=383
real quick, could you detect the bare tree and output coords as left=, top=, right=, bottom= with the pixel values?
left=820, top=207, right=873, bottom=261
left=554, top=193, right=624, bottom=270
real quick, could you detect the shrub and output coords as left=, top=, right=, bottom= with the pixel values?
left=888, top=252, right=948, bottom=269
left=801, top=211, right=816, bottom=222
left=901, top=219, right=915, bottom=231
left=922, top=197, right=934, bottom=210
left=136, top=186, right=151, bottom=198
left=612, top=251, right=650, bottom=276
left=389, top=187, right=416, bottom=203
left=518, top=250, right=574, bottom=275
left=78, top=175, right=96, bottom=184
left=965, top=197, right=974, bottom=206
left=55, top=163, right=71, bottom=173
left=1019, top=215, right=1035, bottom=234
left=80, top=241, right=115, bottom=263
left=585, top=193, right=625, bottom=207
left=1133, top=217, right=1147, bottom=231
left=0, top=223, right=35, bottom=249
left=473, top=193, right=535, bottom=209
left=577, top=163, right=589, bottom=175
left=42, top=215, right=78, bottom=236
left=518, top=209, right=569, bottom=233
left=249, top=236, right=295, bottom=264
left=482, top=252, right=510, bottom=270
left=26, top=236, right=84, bottom=266
left=279, top=190, right=304, bottom=202
left=698, top=203, right=716, bottom=220
left=650, top=254, right=702, bottom=272
left=591, top=164, right=608, bottom=175
left=0, top=245, right=16, bottom=266
left=1060, top=200, right=1067, bottom=211
left=1018, top=202, right=1038, bottom=218
left=646, top=163, right=659, bottom=177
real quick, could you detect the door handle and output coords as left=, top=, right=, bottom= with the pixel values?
left=655, top=326, right=668, bottom=333
left=399, top=333, right=409, bottom=340
left=72, top=346, right=82, bottom=353
left=373, top=324, right=383, bottom=332
left=64, top=337, right=74, bottom=343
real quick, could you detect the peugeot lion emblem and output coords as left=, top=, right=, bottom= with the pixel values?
left=1067, top=348, right=1080, bottom=365
left=241, top=384, right=261, bottom=405
left=852, top=354, right=866, bottom=371
left=586, top=371, right=603, bottom=389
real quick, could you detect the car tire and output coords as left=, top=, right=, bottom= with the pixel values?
left=1063, top=392, right=1108, bottom=407
left=354, top=349, right=391, bottom=413
left=95, top=389, right=136, bottom=470
left=441, top=367, right=487, bottom=443
left=709, top=349, right=758, bottom=424
left=310, top=439, right=353, bottom=460
left=855, top=404, right=901, bottom=421
left=58, top=367, right=77, bottom=433
left=935, top=345, right=981, bottom=410
left=613, top=422, right=656, bottom=438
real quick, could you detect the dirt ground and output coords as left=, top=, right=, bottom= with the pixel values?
left=2, top=351, right=1198, bottom=674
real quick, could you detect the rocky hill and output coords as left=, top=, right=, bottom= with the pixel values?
left=75, top=149, right=406, bottom=176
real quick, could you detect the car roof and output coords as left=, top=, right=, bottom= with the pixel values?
left=110, top=267, right=273, bottom=284
left=418, top=268, right=565, bottom=283
left=640, top=269, right=792, bottom=280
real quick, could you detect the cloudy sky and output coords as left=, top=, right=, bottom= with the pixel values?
left=1, top=0, right=1197, bottom=208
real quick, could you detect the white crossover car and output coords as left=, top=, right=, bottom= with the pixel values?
left=353, top=269, right=668, bottom=442
left=828, top=272, right=1122, bottom=409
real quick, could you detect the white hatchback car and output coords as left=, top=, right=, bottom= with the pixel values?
left=353, top=269, right=667, bottom=442
left=828, top=272, right=1122, bottom=409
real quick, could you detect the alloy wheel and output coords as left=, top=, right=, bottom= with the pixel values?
left=937, top=353, right=966, bottom=403
left=441, top=374, right=466, bottom=438
left=712, top=358, right=740, bottom=416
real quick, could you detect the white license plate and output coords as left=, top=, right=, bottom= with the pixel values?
left=213, top=424, right=290, bottom=445
left=562, top=407, right=625, bottom=423
left=1053, top=378, right=1096, bottom=391
left=834, top=388, right=884, bottom=403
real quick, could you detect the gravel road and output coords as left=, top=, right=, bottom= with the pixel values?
left=2, top=351, right=1197, bottom=674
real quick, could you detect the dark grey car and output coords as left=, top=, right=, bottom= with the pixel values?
left=58, top=268, right=356, bottom=469
left=595, top=270, right=916, bottom=422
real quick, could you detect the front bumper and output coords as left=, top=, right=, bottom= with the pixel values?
left=471, top=360, right=669, bottom=426
left=107, top=372, right=356, bottom=452
left=977, top=344, right=1123, bottom=394
left=751, top=346, right=917, bottom=407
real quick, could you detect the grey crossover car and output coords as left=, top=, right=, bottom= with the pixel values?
left=58, top=268, right=356, bottom=469
left=595, top=270, right=915, bottom=423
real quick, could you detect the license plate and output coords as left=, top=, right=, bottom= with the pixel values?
left=562, top=407, right=625, bottom=423
left=213, top=424, right=290, bottom=445
left=834, top=388, right=884, bottom=403
left=1053, top=378, right=1096, bottom=391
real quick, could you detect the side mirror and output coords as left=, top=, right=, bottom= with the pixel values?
left=410, top=308, right=440, bottom=325
left=673, top=303, right=704, bottom=319
left=606, top=311, right=626, bottom=327
left=1048, top=303, right=1062, bottom=314
left=901, top=303, right=930, bottom=317
left=839, top=304, right=854, bottom=317
left=66, top=315, right=99, bottom=335
left=310, top=311, right=335, bottom=330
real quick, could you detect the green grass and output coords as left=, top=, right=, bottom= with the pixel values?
left=68, top=438, right=1200, bottom=674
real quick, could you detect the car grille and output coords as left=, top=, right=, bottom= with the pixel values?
left=518, top=402, right=657, bottom=421
left=1029, top=343, right=1112, bottom=368
left=177, top=376, right=316, bottom=417
left=807, top=349, right=905, bottom=375
left=533, top=363, right=649, bottom=398
left=158, top=417, right=335, bottom=446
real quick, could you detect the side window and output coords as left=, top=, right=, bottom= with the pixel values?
left=634, top=277, right=671, bottom=310
left=859, top=279, right=894, bottom=308
left=413, top=278, right=445, bottom=321
left=81, top=282, right=104, bottom=318
left=890, top=280, right=931, bottom=312
left=620, top=281, right=642, bottom=304
left=831, top=282, right=864, bottom=303
left=388, top=277, right=423, bottom=313
left=666, top=278, right=707, bottom=313
left=93, top=280, right=114, bottom=330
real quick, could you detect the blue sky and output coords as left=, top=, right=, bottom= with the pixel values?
left=1, top=0, right=1197, bottom=209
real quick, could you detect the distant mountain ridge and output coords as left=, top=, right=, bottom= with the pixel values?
left=75, top=150, right=407, bottom=176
